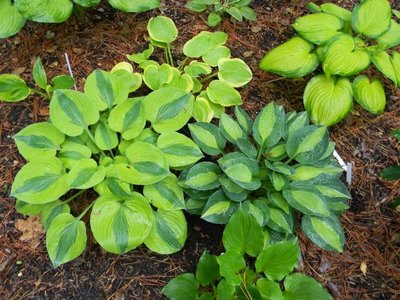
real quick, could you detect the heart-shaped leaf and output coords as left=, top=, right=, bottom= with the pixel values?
left=147, top=16, right=178, bottom=44
left=376, top=20, right=400, bottom=49
left=67, top=159, right=105, bottom=189
left=353, top=75, right=386, bottom=114
left=15, top=0, right=73, bottom=23
left=283, top=273, right=333, bottom=300
left=0, top=0, right=25, bottom=38
left=218, top=58, right=252, bottom=88
left=206, top=80, right=242, bottom=106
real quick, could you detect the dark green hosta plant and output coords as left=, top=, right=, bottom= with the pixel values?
left=186, top=0, right=256, bottom=27
left=163, top=210, right=332, bottom=300
left=260, top=0, right=400, bottom=126
left=127, top=16, right=253, bottom=121
left=181, top=102, right=350, bottom=252
left=0, top=0, right=160, bottom=39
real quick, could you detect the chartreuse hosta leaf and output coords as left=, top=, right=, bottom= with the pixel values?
left=217, top=251, right=246, bottom=286
left=183, top=162, right=221, bottom=191
left=94, top=177, right=133, bottom=198
left=322, top=34, right=370, bottom=77
left=0, top=0, right=25, bottom=39
left=353, top=75, right=386, bottom=114
left=15, top=199, right=45, bottom=216
left=11, top=157, right=69, bottom=204
left=143, top=87, right=194, bottom=133
left=46, top=213, right=86, bottom=268
left=50, top=90, right=99, bottom=136
left=183, top=31, right=228, bottom=58
left=320, top=3, right=352, bottom=22
left=108, top=0, right=160, bottom=12
left=202, top=190, right=239, bottom=224
left=144, top=209, right=187, bottom=254
left=267, top=207, right=294, bottom=234
left=58, top=140, right=92, bottom=169
left=193, top=97, right=214, bottom=122
left=206, top=80, right=242, bottom=106
left=94, top=121, right=118, bottom=151
left=290, top=165, right=342, bottom=181
left=143, top=64, right=174, bottom=90
left=259, top=37, right=319, bottom=78
left=72, top=0, right=101, bottom=7
left=90, top=193, right=153, bottom=254
left=292, top=13, right=343, bottom=45
left=67, top=159, right=105, bottom=189
left=147, top=16, right=178, bottom=44
left=0, top=74, right=30, bottom=102
left=217, top=58, right=252, bottom=88
left=372, top=51, right=400, bottom=87
left=15, top=0, right=73, bottom=23
left=40, top=200, right=70, bottom=230
left=352, top=0, right=391, bottom=38
left=189, top=122, right=226, bottom=155
left=143, top=174, right=185, bottom=210
left=108, top=98, right=146, bottom=140
left=162, top=273, right=199, bottom=300
left=303, top=75, right=353, bottom=126
left=376, top=20, right=400, bottom=49
left=219, top=113, right=246, bottom=144
left=284, top=273, right=333, bottom=300
left=203, top=46, right=231, bottom=67
left=184, top=61, right=212, bottom=77
left=302, top=215, right=345, bottom=252
left=111, top=62, right=142, bottom=93
left=14, top=122, right=65, bottom=161
left=157, top=132, right=203, bottom=169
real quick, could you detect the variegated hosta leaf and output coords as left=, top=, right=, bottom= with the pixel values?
left=292, top=13, right=343, bottom=45
left=157, top=132, right=203, bottom=168
left=14, top=122, right=65, bottom=161
left=286, top=125, right=329, bottom=164
left=40, top=200, right=70, bottom=230
left=108, top=98, right=146, bottom=140
left=114, top=141, right=169, bottom=185
left=50, top=90, right=100, bottom=137
left=143, top=64, right=174, bottom=90
left=143, top=174, right=185, bottom=210
left=183, top=162, right=221, bottom=191
left=237, top=138, right=257, bottom=159
left=201, top=190, right=240, bottom=224
left=206, top=80, right=242, bottom=106
left=268, top=192, right=290, bottom=214
left=322, top=34, right=370, bottom=77
left=219, top=175, right=248, bottom=202
left=218, top=152, right=260, bottom=191
left=90, top=193, right=153, bottom=254
left=352, top=76, right=386, bottom=114
left=289, top=165, right=342, bottom=181
left=183, top=31, right=228, bottom=58
left=376, top=20, right=400, bottom=49
left=46, top=213, right=86, bottom=268
left=111, top=65, right=142, bottom=93
left=193, top=96, right=214, bottom=122
left=184, top=61, right=212, bottom=77
left=94, top=177, right=133, bottom=197
left=147, top=16, right=178, bottom=44
left=235, top=106, right=253, bottom=134
left=164, top=72, right=194, bottom=92
left=259, top=37, right=319, bottom=78
left=72, top=0, right=101, bottom=7
left=217, top=58, right=253, bottom=88
left=144, top=209, right=187, bottom=254
left=15, top=0, right=73, bottom=23
left=143, top=87, right=194, bottom=133
left=285, top=111, right=310, bottom=139
left=0, top=0, right=25, bottom=38
left=202, top=46, right=231, bottom=67
left=58, top=140, right=92, bottom=169
left=320, top=3, right=352, bottom=22
left=108, top=0, right=160, bottom=12
left=189, top=122, right=226, bottom=155
left=302, top=215, right=345, bottom=252
left=303, top=74, right=353, bottom=126
left=352, top=0, right=391, bottom=38
left=67, top=159, right=105, bottom=189
left=219, top=113, right=246, bottom=144
left=0, top=74, right=30, bottom=102
left=94, top=121, right=118, bottom=150
left=265, top=143, right=287, bottom=161
left=15, top=199, right=45, bottom=216
left=265, top=161, right=294, bottom=176
left=266, top=206, right=294, bottom=233
left=132, top=128, right=159, bottom=145
left=11, top=157, right=69, bottom=204
left=253, top=102, right=285, bottom=149
left=270, top=171, right=288, bottom=191
left=84, top=70, right=129, bottom=110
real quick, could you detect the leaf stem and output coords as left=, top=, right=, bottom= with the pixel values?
left=166, top=44, right=174, bottom=67
left=77, top=201, right=95, bottom=220
left=200, top=72, right=219, bottom=83
left=178, top=57, right=189, bottom=71
left=64, top=190, right=85, bottom=204
left=164, top=47, right=170, bottom=65
left=31, top=88, right=50, bottom=100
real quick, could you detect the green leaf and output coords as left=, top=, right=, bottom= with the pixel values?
left=217, top=279, right=235, bottom=300
left=94, top=121, right=118, bottom=150
left=289, top=165, right=342, bottom=181
left=143, top=88, right=194, bottom=133
left=235, top=106, right=253, bottom=134
left=293, top=13, right=343, bottom=45
left=206, top=80, right=242, bottom=107
left=15, top=199, right=45, bottom=216
left=239, top=7, right=256, bottom=21
left=162, top=273, right=199, bottom=300
left=219, top=113, right=246, bottom=144
left=320, top=3, right=352, bottom=22
left=50, top=89, right=99, bottom=136
left=353, top=76, right=386, bottom=114
left=0, top=0, right=25, bottom=38
left=222, top=209, right=264, bottom=257
left=196, top=251, right=220, bottom=286
left=218, top=58, right=252, bottom=88
left=147, top=16, right=178, bottom=44
left=381, top=165, right=400, bottom=180
left=259, top=37, right=319, bottom=78
left=186, top=1, right=207, bottom=13
left=266, top=207, right=294, bottom=234
left=72, top=0, right=101, bottom=7
left=184, top=162, right=221, bottom=191
left=255, top=240, right=299, bottom=281
left=256, top=278, right=284, bottom=300
left=302, top=215, right=345, bottom=252
left=157, top=132, right=204, bottom=169
left=208, top=11, right=222, bottom=27
left=183, top=31, right=228, bottom=58
left=33, top=57, right=47, bottom=89
left=193, top=96, right=214, bottom=122
left=219, top=175, right=248, bottom=202
left=201, top=190, right=239, bottom=224
left=14, top=122, right=65, bottom=161
left=371, top=51, right=398, bottom=86
left=352, top=0, right=391, bottom=38
left=143, top=64, right=174, bottom=90
left=15, top=0, right=73, bottom=23
left=237, top=138, right=257, bottom=159
left=51, top=75, right=75, bottom=90
left=283, top=273, right=333, bottom=300
left=94, top=177, right=133, bottom=197
left=376, top=20, right=400, bottom=48
left=108, top=0, right=160, bottom=12
left=11, top=157, right=69, bottom=204
left=58, top=139, right=92, bottom=169
left=145, top=209, right=187, bottom=254
left=40, top=200, right=70, bottom=230
left=184, top=61, right=212, bottom=77
left=90, top=193, right=153, bottom=254
left=303, top=75, right=353, bottom=126
left=189, top=122, right=226, bottom=155
left=202, top=46, right=231, bottom=67
left=322, top=34, right=370, bottom=77
left=67, top=159, right=105, bottom=189
left=46, top=213, right=86, bottom=268
left=227, top=6, right=243, bottom=21
left=265, top=161, right=294, bottom=176
left=0, top=74, right=30, bottom=102
left=217, top=251, right=246, bottom=286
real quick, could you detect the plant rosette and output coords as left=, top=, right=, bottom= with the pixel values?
left=181, top=102, right=350, bottom=252
left=259, top=0, right=400, bottom=126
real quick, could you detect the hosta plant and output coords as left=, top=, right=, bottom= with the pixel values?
left=186, top=0, right=256, bottom=27
left=163, top=209, right=332, bottom=300
left=0, top=0, right=160, bottom=39
left=259, top=0, right=400, bottom=126
left=181, top=102, right=350, bottom=252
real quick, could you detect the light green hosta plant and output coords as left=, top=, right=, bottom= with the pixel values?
left=0, top=0, right=160, bottom=39
left=186, top=0, right=256, bottom=27
left=127, top=16, right=253, bottom=121
left=163, top=210, right=333, bottom=300
left=181, top=102, right=350, bottom=252
left=260, top=0, right=400, bottom=126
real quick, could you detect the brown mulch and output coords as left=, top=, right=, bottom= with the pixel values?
left=1, top=0, right=400, bottom=299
